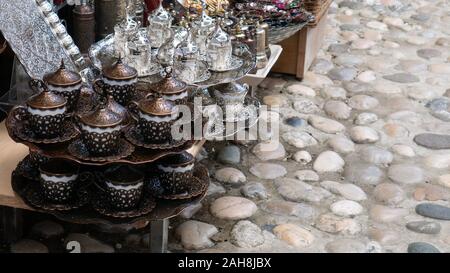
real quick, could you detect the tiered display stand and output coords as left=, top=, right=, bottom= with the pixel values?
left=0, top=0, right=296, bottom=253
left=0, top=41, right=263, bottom=253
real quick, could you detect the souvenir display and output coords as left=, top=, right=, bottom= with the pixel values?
left=149, top=68, right=188, bottom=105
left=129, top=95, right=179, bottom=143
left=192, top=1, right=216, bottom=59
left=210, top=82, right=248, bottom=107
left=43, top=60, right=83, bottom=112
left=156, top=152, right=194, bottom=194
left=0, top=0, right=87, bottom=79
left=147, top=1, right=173, bottom=48
left=3, top=0, right=281, bottom=224
left=25, top=79, right=69, bottom=138
left=97, top=57, right=138, bottom=106
left=39, top=159, right=83, bottom=203
left=101, top=165, right=145, bottom=210
left=232, top=0, right=314, bottom=43
left=114, top=15, right=139, bottom=58
left=127, top=29, right=161, bottom=76
left=206, top=20, right=234, bottom=72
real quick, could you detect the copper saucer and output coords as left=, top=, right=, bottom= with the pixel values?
left=68, top=139, right=135, bottom=162
left=147, top=174, right=208, bottom=200
left=15, top=155, right=40, bottom=181
left=24, top=182, right=90, bottom=212
left=9, top=107, right=79, bottom=144
left=92, top=190, right=156, bottom=219
left=124, top=126, right=187, bottom=150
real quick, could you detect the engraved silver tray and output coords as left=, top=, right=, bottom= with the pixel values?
left=89, top=34, right=256, bottom=88
left=0, top=0, right=82, bottom=79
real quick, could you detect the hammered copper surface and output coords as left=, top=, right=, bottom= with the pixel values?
left=102, top=56, right=137, bottom=80
left=27, top=86, right=67, bottom=109
left=79, top=102, right=124, bottom=128
left=149, top=70, right=187, bottom=95
left=138, top=97, right=176, bottom=116
left=43, top=59, right=82, bottom=86
left=106, top=96, right=128, bottom=121
left=211, top=81, right=248, bottom=94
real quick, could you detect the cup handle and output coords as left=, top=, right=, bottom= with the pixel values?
left=64, top=111, right=75, bottom=119
left=72, top=114, right=84, bottom=131
left=92, top=78, right=106, bottom=97
left=92, top=172, right=107, bottom=192
left=29, top=79, right=47, bottom=93
left=78, top=172, right=94, bottom=189
left=10, top=105, right=28, bottom=121
left=145, top=92, right=158, bottom=100
left=127, top=101, right=140, bottom=122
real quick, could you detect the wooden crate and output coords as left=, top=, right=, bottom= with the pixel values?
left=305, top=0, right=333, bottom=26
left=271, top=8, right=329, bottom=80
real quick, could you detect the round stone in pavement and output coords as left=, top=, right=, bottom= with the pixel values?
left=406, top=221, right=441, bottom=234
left=383, top=73, right=420, bottom=83
left=414, top=133, right=450, bottom=149
left=407, top=242, right=440, bottom=253
left=10, top=239, right=49, bottom=253
left=250, top=163, right=287, bottom=179
left=240, top=182, right=268, bottom=200
left=217, top=145, right=240, bottom=164
left=284, top=117, right=307, bottom=128
left=417, top=48, right=442, bottom=59
left=415, top=203, right=450, bottom=220
left=426, top=98, right=450, bottom=122
left=210, top=196, right=257, bottom=220
left=230, top=220, right=265, bottom=248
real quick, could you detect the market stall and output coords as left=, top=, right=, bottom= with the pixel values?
left=0, top=0, right=312, bottom=252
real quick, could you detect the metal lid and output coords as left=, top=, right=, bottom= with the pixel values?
left=118, top=15, right=139, bottom=32
left=193, top=8, right=215, bottom=29
left=80, top=97, right=124, bottom=127
left=102, top=56, right=137, bottom=80
left=73, top=1, right=94, bottom=17
left=208, top=21, right=231, bottom=47
left=212, top=82, right=248, bottom=94
left=148, top=2, right=172, bottom=25
left=27, top=81, right=67, bottom=109
left=138, top=97, right=176, bottom=116
left=106, top=95, right=127, bottom=120
left=43, top=59, right=82, bottom=86
left=149, top=68, right=187, bottom=95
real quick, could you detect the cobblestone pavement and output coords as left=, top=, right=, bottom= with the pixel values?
left=5, top=0, right=450, bottom=253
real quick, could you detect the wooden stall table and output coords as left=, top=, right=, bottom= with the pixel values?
left=0, top=121, right=206, bottom=252
left=240, top=44, right=283, bottom=95
left=272, top=4, right=330, bottom=79
left=0, top=121, right=30, bottom=243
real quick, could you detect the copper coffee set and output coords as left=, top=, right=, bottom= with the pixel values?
left=7, top=57, right=210, bottom=220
